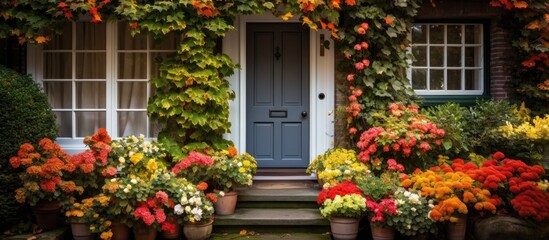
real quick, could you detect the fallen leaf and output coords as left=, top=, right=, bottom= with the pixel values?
left=27, top=236, right=37, bottom=240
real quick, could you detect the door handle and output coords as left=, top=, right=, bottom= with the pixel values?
left=301, top=111, right=308, bottom=118
left=275, top=47, right=281, bottom=60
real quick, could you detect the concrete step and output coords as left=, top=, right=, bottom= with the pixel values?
left=214, top=208, right=329, bottom=226
left=236, top=187, right=320, bottom=209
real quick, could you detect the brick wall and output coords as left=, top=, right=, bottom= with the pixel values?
left=489, top=24, right=513, bottom=100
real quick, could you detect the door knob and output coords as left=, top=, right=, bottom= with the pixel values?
left=301, top=111, right=308, bottom=117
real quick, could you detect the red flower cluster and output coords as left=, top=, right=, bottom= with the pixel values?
left=135, top=191, right=176, bottom=231
left=317, top=181, right=363, bottom=205
left=356, top=103, right=445, bottom=171
left=387, top=159, right=404, bottom=172
left=196, top=182, right=208, bottom=191
left=450, top=152, right=549, bottom=221
left=192, top=1, right=219, bottom=17
left=366, top=198, right=397, bottom=222
left=172, top=151, right=213, bottom=175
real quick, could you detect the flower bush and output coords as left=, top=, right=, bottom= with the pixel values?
left=66, top=128, right=114, bottom=197
left=65, top=194, right=113, bottom=240
left=453, top=152, right=549, bottom=222
left=317, top=181, right=367, bottom=219
left=402, top=164, right=496, bottom=223
left=210, top=146, right=257, bottom=192
left=357, top=103, right=447, bottom=173
left=173, top=181, right=215, bottom=224
left=307, top=148, right=369, bottom=188
left=108, top=134, right=168, bottom=178
left=387, top=188, right=437, bottom=236
left=10, top=138, right=83, bottom=206
left=171, top=151, right=213, bottom=185
left=356, top=167, right=402, bottom=226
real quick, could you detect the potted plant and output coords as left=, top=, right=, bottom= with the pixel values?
left=317, top=181, right=367, bottom=240
left=10, top=138, right=83, bottom=230
left=451, top=152, right=549, bottom=240
left=209, top=146, right=257, bottom=215
left=172, top=181, right=215, bottom=240
left=307, top=148, right=369, bottom=188
left=356, top=164, right=402, bottom=240
left=402, top=161, right=496, bottom=240
left=387, top=187, right=437, bottom=238
left=65, top=194, right=113, bottom=240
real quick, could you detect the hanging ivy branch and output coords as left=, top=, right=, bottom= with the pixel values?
left=488, top=0, right=549, bottom=115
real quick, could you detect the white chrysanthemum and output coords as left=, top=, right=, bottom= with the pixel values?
left=403, top=190, right=411, bottom=197
left=180, top=197, right=188, bottom=205
left=219, top=191, right=225, bottom=197
left=411, top=207, right=417, bottom=212
left=174, top=204, right=184, bottom=215
left=344, top=170, right=351, bottom=175
left=130, top=179, right=138, bottom=184
left=118, top=157, right=125, bottom=163
left=128, top=151, right=134, bottom=157
left=237, top=162, right=242, bottom=167
left=139, top=134, right=145, bottom=140
left=110, top=178, right=118, bottom=182
left=185, top=206, right=191, bottom=212
left=409, top=193, right=420, bottom=204
left=191, top=207, right=203, bottom=221
left=123, top=188, right=130, bottom=193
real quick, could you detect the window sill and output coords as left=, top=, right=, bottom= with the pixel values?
left=416, top=94, right=489, bottom=106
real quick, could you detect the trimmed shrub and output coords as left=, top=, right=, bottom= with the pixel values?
left=0, top=65, right=58, bottom=230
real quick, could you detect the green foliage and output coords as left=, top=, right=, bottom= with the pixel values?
left=424, top=102, right=471, bottom=158
left=210, top=152, right=257, bottom=192
left=386, top=188, right=437, bottom=236
left=0, top=65, right=58, bottom=230
left=337, top=0, right=421, bottom=144
left=356, top=173, right=398, bottom=202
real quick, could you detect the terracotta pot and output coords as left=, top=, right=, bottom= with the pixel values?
left=161, top=224, right=182, bottom=239
left=183, top=220, right=213, bottom=240
left=370, top=222, right=395, bottom=240
left=70, top=222, right=96, bottom=240
left=133, top=226, right=157, bottom=240
left=447, top=216, right=467, bottom=240
left=110, top=222, right=130, bottom=240
left=213, top=191, right=237, bottom=215
left=330, top=217, right=359, bottom=240
left=32, top=200, right=62, bottom=230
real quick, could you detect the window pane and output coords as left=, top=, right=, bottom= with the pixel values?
left=76, top=22, right=106, bottom=50
left=151, top=33, right=181, bottom=50
left=44, top=81, right=72, bottom=108
left=447, top=47, right=462, bottom=67
left=465, top=47, right=481, bottom=67
left=430, top=69, right=444, bottom=90
left=429, top=25, right=444, bottom=44
left=118, top=22, right=147, bottom=50
left=447, top=25, right=462, bottom=44
left=149, top=121, right=163, bottom=138
left=76, top=112, right=106, bottom=137
left=118, top=111, right=147, bottom=137
left=411, top=69, right=426, bottom=90
left=44, top=53, right=72, bottom=79
left=412, top=24, right=427, bottom=43
left=412, top=46, right=426, bottom=66
left=118, top=53, right=147, bottom=79
left=76, top=82, right=106, bottom=109
left=430, top=46, right=444, bottom=67
left=447, top=70, right=461, bottom=90
left=76, top=53, right=106, bottom=79
left=54, top=111, right=72, bottom=137
left=465, top=70, right=481, bottom=90
left=44, top=24, right=72, bottom=50
left=118, top=82, right=147, bottom=109
left=465, top=25, right=482, bottom=44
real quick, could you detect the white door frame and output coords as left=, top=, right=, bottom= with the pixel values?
left=223, top=14, right=335, bottom=177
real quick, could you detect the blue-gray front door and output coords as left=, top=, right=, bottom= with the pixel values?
left=246, top=23, right=310, bottom=168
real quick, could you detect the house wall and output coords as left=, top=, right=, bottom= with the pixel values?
left=333, top=0, right=514, bottom=147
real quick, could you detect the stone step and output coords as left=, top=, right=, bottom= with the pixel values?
left=236, top=186, right=320, bottom=208
left=214, top=208, right=329, bottom=226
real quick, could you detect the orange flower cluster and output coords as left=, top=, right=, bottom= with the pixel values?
left=9, top=138, right=83, bottom=205
left=192, top=1, right=219, bottom=18
left=402, top=167, right=495, bottom=222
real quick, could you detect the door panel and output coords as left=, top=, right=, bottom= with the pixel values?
left=246, top=23, right=310, bottom=168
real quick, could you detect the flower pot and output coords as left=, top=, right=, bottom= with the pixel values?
left=110, top=222, right=130, bottom=240
left=183, top=220, right=213, bottom=240
left=32, top=200, right=62, bottom=230
left=330, top=217, right=359, bottom=240
left=370, top=222, right=395, bottom=240
left=133, top=226, right=157, bottom=240
left=70, top=222, right=96, bottom=240
left=161, top=224, right=182, bottom=239
left=542, top=144, right=549, bottom=170
left=447, top=216, right=467, bottom=240
left=213, top=191, right=237, bottom=215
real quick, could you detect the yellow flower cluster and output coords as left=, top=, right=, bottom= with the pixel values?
left=403, top=169, right=495, bottom=222
left=308, top=148, right=369, bottom=188
left=500, top=104, right=549, bottom=141
left=319, top=193, right=367, bottom=219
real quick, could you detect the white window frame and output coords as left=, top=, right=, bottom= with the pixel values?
left=409, top=23, right=485, bottom=96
